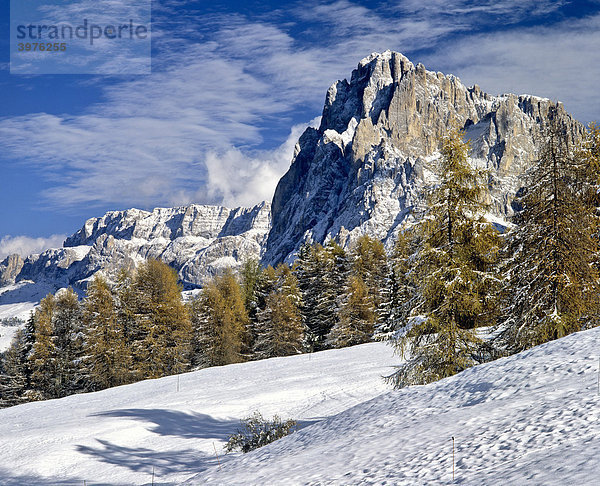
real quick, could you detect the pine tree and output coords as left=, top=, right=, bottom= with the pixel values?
left=390, top=128, right=501, bottom=387
left=83, top=275, right=132, bottom=390
left=254, top=264, right=304, bottom=358
left=191, top=269, right=249, bottom=367
left=496, top=113, right=600, bottom=353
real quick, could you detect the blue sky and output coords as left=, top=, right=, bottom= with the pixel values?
left=1, top=0, right=600, bottom=258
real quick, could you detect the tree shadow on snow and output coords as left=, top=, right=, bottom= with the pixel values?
left=0, top=467, right=127, bottom=486
left=91, top=408, right=238, bottom=440
left=76, top=438, right=220, bottom=477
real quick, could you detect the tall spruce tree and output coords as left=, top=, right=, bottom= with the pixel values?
left=294, top=241, right=349, bottom=350
left=53, top=288, right=86, bottom=396
left=0, top=330, right=28, bottom=407
left=495, top=113, right=600, bottom=353
left=376, top=232, right=419, bottom=339
left=390, top=128, right=501, bottom=387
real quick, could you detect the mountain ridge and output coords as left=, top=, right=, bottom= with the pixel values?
left=0, top=50, right=584, bottom=315
left=1, top=201, right=271, bottom=291
left=264, top=49, right=582, bottom=264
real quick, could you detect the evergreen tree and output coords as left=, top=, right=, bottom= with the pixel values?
left=240, top=259, right=263, bottom=317
left=53, top=288, right=86, bottom=395
left=376, top=232, right=419, bottom=339
left=0, top=330, right=28, bottom=407
left=330, top=275, right=376, bottom=347
left=294, top=241, right=349, bottom=350
left=191, top=269, right=248, bottom=367
left=390, top=129, right=501, bottom=387
left=496, top=113, right=600, bottom=353
left=83, top=275, right=132, bottom=390
left=254, top=264, right=304, bottom=358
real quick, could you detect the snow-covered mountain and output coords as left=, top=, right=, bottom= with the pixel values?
left=0, top=202, right=271, bottom=290
left=0, top=50, right=584, bottom=321
left=264, top=50, right=582, bottom=263
left=1, top=326, right=599, bottom=484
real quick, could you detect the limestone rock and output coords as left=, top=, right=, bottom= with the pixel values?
left=264, top=50, right=583, bottom=264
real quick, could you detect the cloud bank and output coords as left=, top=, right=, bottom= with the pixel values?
left=0, top=0, right=598, bottom=215
left=0, top=234, right=66, bottom=259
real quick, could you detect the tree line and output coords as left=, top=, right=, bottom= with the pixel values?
left=0, top=233, right=392, bottom=407
left=1, top=111, right=599, bottom=406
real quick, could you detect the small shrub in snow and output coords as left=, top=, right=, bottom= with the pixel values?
left=0, top=317, right=24, bottom=327
left=225, top=411, right=297, bottom=453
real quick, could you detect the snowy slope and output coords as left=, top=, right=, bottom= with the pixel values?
left=0, top=342, right=398, bottom=485
left=192, top=328, right=600, bottom=485
left=2, top=330, right=599, bottom=485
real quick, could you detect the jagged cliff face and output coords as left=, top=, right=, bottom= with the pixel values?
left=0, top=50, right=585, bottom=299
left=265, top=50, right=583, bottom=264
left=4, top=202, right=271, bottom=289
left=0, top=255, right=24, bottom=287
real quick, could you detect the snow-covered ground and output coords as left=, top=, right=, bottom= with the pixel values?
left=193, top=328, right=600, bottom=485
left=0, top=281, right=63, bottom=352
left=0, top=342, right=398, bottom=485
left=2, top=328, right=600, bottom=485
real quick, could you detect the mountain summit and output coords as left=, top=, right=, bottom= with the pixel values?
left=0, top=51, right=583, bottom=313
left=264, top=50, right=582, bottom=264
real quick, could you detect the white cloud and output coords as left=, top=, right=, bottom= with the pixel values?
left=0, top=234, right=66, bottom=259
left=202, top=118, right=319, bottom=208
left=1, top=0, right=599, bottom=216
left=420, top=14, right=600, bottom=123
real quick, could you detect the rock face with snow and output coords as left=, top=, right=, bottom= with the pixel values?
left=0, top=50, right=585, bottom=297
left=8, top=202, right=271, bottom=289
left=264, top=50, right=583, bottom=264
left=0, top=255, right=24, bottom=287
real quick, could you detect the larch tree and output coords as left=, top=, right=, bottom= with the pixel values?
left=390, top=128, right=501, bottom=387
left=132, top=259, right=192, bottom=378
left=330, top=235, right=386, bottom=347
left=495, top=112, right=600, bottom=353
left=191, top=269, right=249, bottom=367
left=83, top=275, right=132, bottom=390
left=28, top=293, right=58, bottom=399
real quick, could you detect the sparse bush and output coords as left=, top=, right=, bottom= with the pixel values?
left=0, top=317, right=25, bottom=327
left=225, top=411, right=297, bottom=453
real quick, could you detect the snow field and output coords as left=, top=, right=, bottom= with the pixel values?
left=192, top=327, right=600, bottom=485
left=0, top=342, right=398, bottom=485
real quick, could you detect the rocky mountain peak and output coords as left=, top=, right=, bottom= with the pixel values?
left=265, top=50, right=583, bottom=264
